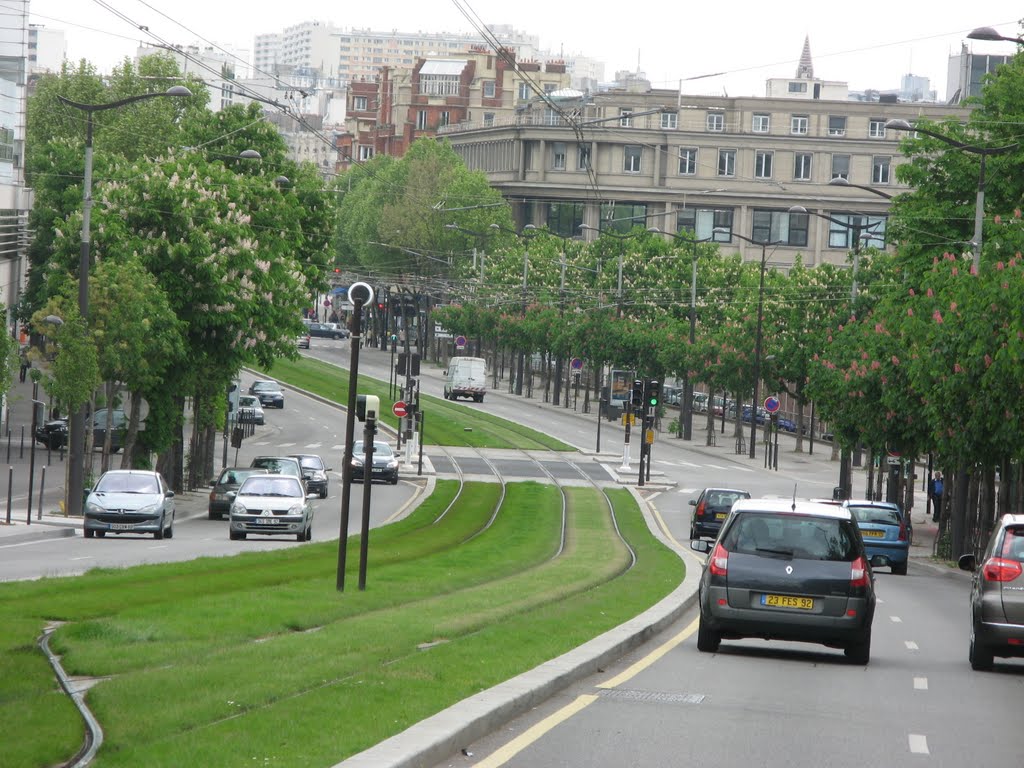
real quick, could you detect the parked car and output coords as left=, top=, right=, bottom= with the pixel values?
left=958, top=514, right=1024, bottom=670
left=237, top=394, right=265, bottom=425
left=228, top=474, right=315, bottom=542
left=34, top=408, right=132, bottom=452
left=249, top=380, right=284, bottom=408
left=83, top=470, right=175, bottom=540
left=350, top=440, right=400, bottom=484
left=249, top=456, right=303, bottom=486
left=308, top=322, right=349, bottom=340
left=691, top=498, right=876, bottom=663
left=208, top=466, right=268, bottom=520
left=693, top=392, right=709, bottom=413
left=776, top=415, right=798, bottom=433
left=296, top=332, right=310, bottom=349
left=741, top=404, right=768, bottom=425
left=844, top=500, right=910, bottom=575
left=689, top=487, right=751, bottom=539
left=34, top=418, right=68, bottom=450
left=289, top=453, right=331, bottom=498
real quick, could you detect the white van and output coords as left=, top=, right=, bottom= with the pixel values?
left=444, top=357, right=487, bottom=402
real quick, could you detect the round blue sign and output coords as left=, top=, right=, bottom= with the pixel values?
left=763, top=396, right=781, bottom=413
left=570, top=357, right=583, bottom=370
left=455, top=335, right=467, bottom=348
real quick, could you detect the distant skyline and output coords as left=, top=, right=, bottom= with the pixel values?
left=29, top=1, right=1024, bottom=98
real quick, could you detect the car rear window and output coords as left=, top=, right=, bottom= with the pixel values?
left=998, top=527, right=1024, bottom=562
left=722, top=513, right=859, bottom=562
left=847, top=505, right=901, bottom=526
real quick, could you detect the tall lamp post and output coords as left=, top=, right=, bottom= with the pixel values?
left=579, top=224, right=628, bottom=317
left=885, top=118, right=1018, bottom=272
left=717, top=229, right=781, bottom=459
left=967, top=26, right=1024, bottom=44
left=56, top=85, right=192, bottom=517
left=649, top=228, right=713, bottom=440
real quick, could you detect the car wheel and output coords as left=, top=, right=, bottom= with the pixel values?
left=305, top=524, right=312, bottom=541
left=696, top=613, right=720, bottom=653
left=319, top=488, right=328, bottom=499
left=892, top=561, right=908, bottom=575
left=164, top=518, right=174, bottom=539
left=154, top=521, right=164, bottom=540
left=96, top=531, right=106, bottom=538
left=229, top=530, right=246, bottom=541
left=970, top=626, right=994, bottom=670
left=208, top=509, right=221, bottom=521
left=390, top=476, right=399, bottom=485
left=84, top=528, right=94, bottom=539
left=844, top=630, right=871, bottom=664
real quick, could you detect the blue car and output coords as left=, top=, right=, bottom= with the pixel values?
left=845, top=500, right=910, bottom=575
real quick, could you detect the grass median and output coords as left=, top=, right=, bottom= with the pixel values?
left=1, top=481, right=684, bottom=768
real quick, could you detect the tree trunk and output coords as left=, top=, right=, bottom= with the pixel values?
left=120, top=392, right=143, bottom=469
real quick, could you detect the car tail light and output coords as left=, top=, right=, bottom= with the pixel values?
left=983, top=557, right=1023, bottom=582
left=695, top=500, right=706, bottom=519
left=850, top=555, right=869, bottom=589
left=709, top=542, right=729, bottom=576
left=897, top=519, right=908, bottom=542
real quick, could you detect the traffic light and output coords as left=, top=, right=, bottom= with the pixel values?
left=631, top=379, right=644, bottom=408
left=647, top=380, right=660, bottom=408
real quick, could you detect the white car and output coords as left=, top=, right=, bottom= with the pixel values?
left=229, top=474, right=315, bottom=542
left=237, top=394, right=265, bottom=425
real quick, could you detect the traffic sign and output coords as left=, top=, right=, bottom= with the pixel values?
left=455, top=335, right=467, bottom=349
left=392, top=400, right=408, bottom=418
left=570, top=357, right=583, bottom=371
left=763, top=396, right=780, bottom=413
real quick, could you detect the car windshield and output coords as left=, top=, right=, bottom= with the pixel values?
left=296, top=456, right=323, bottom=470
left=251, top=458, right=299, bottom=475
left=723, top=513, right=859, bottom=562
left=95, top=473, right=160, bottom=494
left=847, top=505, right=901, bottom=525
left=253, top=381, right=278, bottom=392
left=353, top=442, right=391, bottom=457
left=706, top=490, right=748, bottom=508
left=239, top=477, right=303, bottom=497
left=239, top=396, right=259, bottom=407
left=219, top=468, right=264, bottom=485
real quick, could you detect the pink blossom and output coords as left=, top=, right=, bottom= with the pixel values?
left=952, top=266, right=959, bottom=276
left=954, top=363, right=963, bottom=373
left=907, top=308, right=914, bottom=317
left=1003, top=282, right=1009, bottom=290
left=909, top=287, right=916, bottom=296
left=933, top=310, right=943, bottom=323
left=950, top=302, right=958, bottom=311
left=875, top=323, right=884, bottom=333
left=881, top=376, right=888, bottom=385
left=926, top=288, right=934, bottom=298
left=1015, top=209, right=1022, bottom=219
left=995, top=214, right=1003, bottom=225
left=997, top=262, right=1005, bottom=271
left=891, top=355, right=900, bottom=366
left=861, top=351, right=869, bottom=360
left=984, top=354, right=993, bottom=367
left=871, top=360, right=881, bottom=370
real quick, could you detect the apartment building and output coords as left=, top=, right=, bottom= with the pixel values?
left=338, top=48, right=571, bottom=167
left=441, top=77, right=969, bottom=269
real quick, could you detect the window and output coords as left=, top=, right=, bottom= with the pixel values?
left=483, top=80, right=496, bottom=98
left=416, top=110, right=428, bottom=130
left=439, top=111, right=450, bottom=127
left=552, top=142, right=567, bottom=170
left=868, top=119, right=886, bottom=138
left=718, top=149, right=736, bottom=177
left=828, top=115, right=847, bottom=136
left=755, top=150, right=774, bottom=179
left=679, top=207, right=734, bottom=242
left=661, top=112, right=678, bottom=130
left=547, top=202, right=584, bottom=239
left=752, top=209, right=808, bottom=247
left=678, top=147, right=697, bottom=175
left=827, top=213, right=887, bottom=250
left=483, top=112, right=495, bottom=126
left=543, top=83, right=556, bottom=93
left=544, top=108, right=561, bottom=126
left=353, top=95, right=368, bottom=111
left=601, top=202, right=649, bottom=234
left=518, top=82, right=530, bottom=100
left=794, top=152, right=812, bottom=181
left=420, top=73, right=460, bottom=96
left=791, top=115, right=808, bottom=135
left=872, top=155, right=891, bottom=185
left=706, top=112, right=724, bottom=132
left=619, top=108, right=633, bottom=127
left=624, top=145, right=642, bottom=173
left=753, top=113, right=770, bottom=133
left=357, top=145, right=374, bottom=161
left=831, top=154, right=850, bottom=180
left=788, top=81, right=807, bottom=93
left=577, top=144, right=592, bottom=171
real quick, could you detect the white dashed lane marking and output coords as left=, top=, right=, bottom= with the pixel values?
left=908, top=734, right=929, bottom=754
left=913, top=677, right=928, bottom=690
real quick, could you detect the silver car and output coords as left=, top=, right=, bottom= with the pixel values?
left=83, top=470, right=175, bottom=539
left=691, top=498, right=876, bottom=664
left=959, top=514, right=1024, bottom=670
left=229, top=474, right=315, bottom=542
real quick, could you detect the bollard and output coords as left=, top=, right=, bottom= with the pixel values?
left=19, top=425, right=24, bottom=459
left=38, top=466, right=45, bottom=520
left=5, top=430, right=9, bottom=463
left=5, top=466, right=10, bottom=525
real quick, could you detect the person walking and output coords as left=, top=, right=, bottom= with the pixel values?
left=930, top=471, right=944, bottom=523
left=18, top=346, right=29, bottom=383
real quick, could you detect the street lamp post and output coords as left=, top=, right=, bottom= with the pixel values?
left=967, top=26, right=1024, bottom=44
left=885, top=119, right=1018, bottom=272
left=579, top=224, right=627, bottom=317
left=56, top=85, right=191, bottom=517
left=717, top=230, right=782, bottom=460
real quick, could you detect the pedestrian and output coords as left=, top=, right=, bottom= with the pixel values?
left=18, top=347, right=29, bottom=383
left=930, top=471, right=944, bottom=523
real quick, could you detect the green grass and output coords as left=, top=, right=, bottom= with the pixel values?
left=263, top=355, right=572, bottom=450
left=0, top=482, right=683, bottom=768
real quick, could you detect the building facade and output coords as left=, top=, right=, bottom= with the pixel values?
left=946, top=44, right=1013, bottom=103
left=442, top=85, right=969, bottom=269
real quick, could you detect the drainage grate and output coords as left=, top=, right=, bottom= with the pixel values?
left=599, top=689, right=705, bottom=705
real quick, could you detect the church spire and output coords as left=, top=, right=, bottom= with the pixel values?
left=796, top=35, right=813, bottom=79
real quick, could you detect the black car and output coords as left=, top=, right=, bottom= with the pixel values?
left=959, top=514, right=1024, bottom=670
left=33, top=408, right=130, bottom=452
left=249, top=380, right=284, bottom=408
left=691, top=499, right=876, bottom=664
left=289, top=453, right=331, bottom=498
left=208, top=466, right=268, bottom=520
left=689, top=487, right=751, bottom=539
left=34, top=418, right=68, bottom=450
left=307, top=322, right=349, bottom=340
left=350, top=440, right=400, bottom=484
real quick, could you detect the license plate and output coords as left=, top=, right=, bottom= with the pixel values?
left=372, top=468, right=384, bottom=473
left=761, top=594, right=814, bottom=610
left=861, top=530, right=885, bottom=538
left=109, top=522, right=134, bottom=530
left=715, top=513, right=727, bottom=520
left=255, top=517, right=277, bottom=525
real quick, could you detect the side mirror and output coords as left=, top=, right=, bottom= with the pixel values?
left=210, top=478, right=218, bottom=486
left=688, top=499, right=697, bottom=507
left=690, top=539, right=711, bottom=553
left=958, top=553, right=977, bottom=572
left=306, top=492, right=319, bottom=500
left=165, top=490, right=175, bottom=498
left=227, top=491, right=237, bottom=500
left=325, top=467, right=333, bottom=472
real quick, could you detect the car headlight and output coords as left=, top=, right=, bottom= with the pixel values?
left=85, top=502, right=106, bottom=516
left=351, top=457, right=364, bottom=468
left=135, top=503, right=162, bottom=516
left=311, top=471, right=327, bottom=481
left=287, top=503, right=305, bottom=516
left=231, top=502, right=248, bottom=515
left=386, top=459, right=399, bottom=469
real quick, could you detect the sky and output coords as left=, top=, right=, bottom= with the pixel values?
left=28, top=0, right=1024, bottom=98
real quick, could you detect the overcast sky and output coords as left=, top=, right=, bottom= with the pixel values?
left=28, top=0, right=1023, bottom=98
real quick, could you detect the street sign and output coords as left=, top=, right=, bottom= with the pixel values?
left=455, top=335, right=467, bottom=349
left=764, top=395, right=780, bottom=413
left=886, top=456, right=901, bottom=466
left=392, top=400, right=408, bottom=418
left=570, top=357, right=583, bottom=371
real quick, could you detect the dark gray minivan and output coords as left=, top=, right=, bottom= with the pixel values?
left=691, top=498, right=876, bottom=663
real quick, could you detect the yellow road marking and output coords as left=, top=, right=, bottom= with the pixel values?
left=472, top=694, right=598, bottom=767
left=597, top=617, right=699, bottom=689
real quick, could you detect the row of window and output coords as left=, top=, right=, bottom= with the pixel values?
left=617, top=108, right=891, bottom=139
